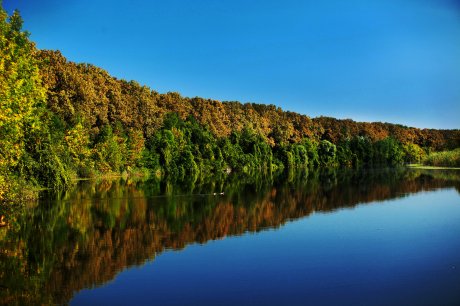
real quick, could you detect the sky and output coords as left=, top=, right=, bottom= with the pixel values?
left=3, top=0, right=460, bottom=129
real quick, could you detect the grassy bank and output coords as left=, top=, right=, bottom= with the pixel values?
left=408, top=164, right=460, bottom=170
left=422, top=148, right=460, bottom=168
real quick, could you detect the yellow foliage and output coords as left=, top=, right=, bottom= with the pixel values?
left=0, top=8, right=46, bottom=170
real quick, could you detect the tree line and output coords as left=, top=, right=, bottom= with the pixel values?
left=1, top=6, right=459, bottom=205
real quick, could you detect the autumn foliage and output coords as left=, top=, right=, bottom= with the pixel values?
left=34, top=49, right=460, bottom=175
left=1, top=6, right=459, bottom=206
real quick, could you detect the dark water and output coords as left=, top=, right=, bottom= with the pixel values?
left=1, top=168, right=460, bottom=305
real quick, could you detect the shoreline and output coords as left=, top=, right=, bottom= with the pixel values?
left=407, top=164, right=460, bottom=170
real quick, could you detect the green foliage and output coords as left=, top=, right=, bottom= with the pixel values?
left=301, top=139, right=319, bottom=168
left=318, top=140, right=337, bottom=167
left=336, top=141, right=354, bottom=167
left=403, top=143, right=426, bottom=164
left=373, top=137, right=404, bottom=166
left=1, top=3, right=458, bottom=207
left=275, top=143, right=310, bottom=171
left=92, top=125, right=126, bottom=173
left=20, top=119, right=71, bottom=189
left=126, top=128, right=145, bottom=169
left=423, top=148, right=460, bottom=167
left=349, top=136, right=374, bottom=166
left=1, top=6, right=70, bottom=205
left=65, top=121, right=93, bottom=176
left=0, top=8, right=46, bottom=169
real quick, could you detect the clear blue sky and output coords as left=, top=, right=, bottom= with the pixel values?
left=4, top=0, right=460, bottom=129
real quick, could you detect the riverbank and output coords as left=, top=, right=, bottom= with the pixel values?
left=421, top=148, right=460, bottom=168
left=407, top=164, right=460, bottom=170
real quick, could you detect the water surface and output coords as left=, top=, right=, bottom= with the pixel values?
left=1, top=169, right=459, bottom=305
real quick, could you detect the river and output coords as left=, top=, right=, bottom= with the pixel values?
left=1, top=168, right=459, bottom=305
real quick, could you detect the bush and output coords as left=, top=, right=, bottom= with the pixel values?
left=423, top=149, right=460, bottom=167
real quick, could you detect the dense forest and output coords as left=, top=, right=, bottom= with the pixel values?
left=1, top=6, right=459, bottom=206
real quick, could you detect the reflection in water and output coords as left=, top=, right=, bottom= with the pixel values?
left=0, top=168, right=459, bottom=305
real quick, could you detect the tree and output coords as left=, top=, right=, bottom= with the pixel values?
left=318, top=140, right=337, bottom=167
left=126, top=128, right=145, bottom=169
left=302, top=139, right=319, bottom=168
left=403, top=143, right=425, bottom=164
left=92, top=125, right=126, bottom=173
left=0, top=8, right=46, bottom=170
left=65, top=121, right=93, bottom=176
left=374, top=137, right=404, bottom=166
left=0, top=7, right=59, bottom=202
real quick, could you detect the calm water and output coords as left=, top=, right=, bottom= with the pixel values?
left=1, top=169, right=460, bottom=305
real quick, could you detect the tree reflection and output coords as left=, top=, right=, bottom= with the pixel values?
left=0, top=169, right=459, bottom=304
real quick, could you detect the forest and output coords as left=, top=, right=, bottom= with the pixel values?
left=1, top=6, right=460, bottom=206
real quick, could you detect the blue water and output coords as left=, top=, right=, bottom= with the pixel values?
left=71, top=189, right=460, bottom=306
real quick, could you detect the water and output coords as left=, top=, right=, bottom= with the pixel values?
left=1, top=168, right=459, bottom=305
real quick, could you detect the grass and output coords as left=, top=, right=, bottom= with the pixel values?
left=407, top=164, right=460, bottom=170
left=421, top=148, right=460, bottom=168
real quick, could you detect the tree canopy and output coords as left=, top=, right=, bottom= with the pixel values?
left=1, top=5, right=459, bottom=206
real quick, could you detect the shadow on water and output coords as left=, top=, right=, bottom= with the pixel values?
left=0, top=168, right=459, bottom=305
